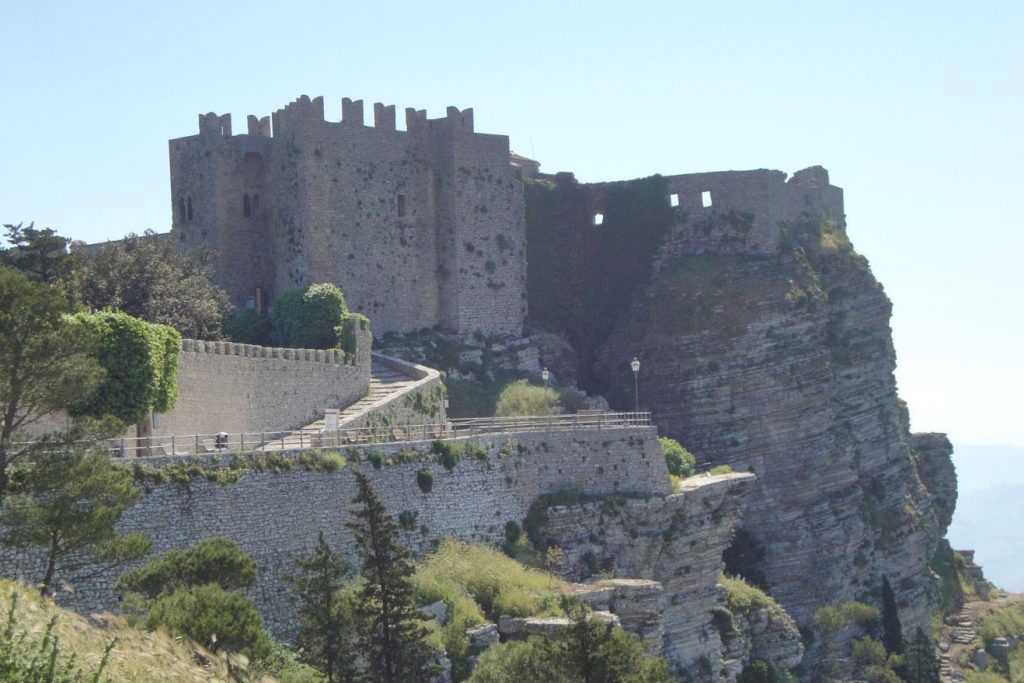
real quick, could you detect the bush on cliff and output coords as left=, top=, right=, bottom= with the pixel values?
left=495, top=379, right=560, bottom=417
left=271, top=283, right=349, bottom=349
left=659, top=437, right=695, bottom=477
left=413, top=539, right=571, bottom=681
left=469, top=597, right=672, bottom=683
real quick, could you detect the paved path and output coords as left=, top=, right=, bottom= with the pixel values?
left=259, top=358, right=421, bottom=451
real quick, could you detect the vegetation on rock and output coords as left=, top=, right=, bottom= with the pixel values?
left=495, top=379, right=561, bottom=417
left=659, top=436, right=695, bottom=477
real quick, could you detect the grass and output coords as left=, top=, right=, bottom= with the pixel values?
left=719, top=574, right=776, bottom=614
left=412, top=540, right=572, bottom=681
left=0, top=578, right=231, bottom=681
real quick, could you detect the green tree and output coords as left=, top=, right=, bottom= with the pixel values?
left=222, top=309, right=273, bottom=346
left=469, top=598, right=671, bottom=683
left=0, top=222, right=74, bottom=284
left=72, top=230, right=230, bottom=339
left=347, top=471, right=439, bottom=682
left=880, top=576, right=904, bottom=656
left=270, top=283, right=349, bottom=349
left=812, top=601, right=880, bottom=682
left=902, top=628, right=940, bottom=683
left=1, top=448, right=151, bottom=596
left=659, top=437, right=695, bottom=477
left=494, top=380, right=560, bottom=417
left=145, top=583, right=271, bottom=661
left=285, top=531, right=357, bottom=682
left=0, top=268, right=102, bottom=499
left=851, top=636, right=903, bottom=683
left=115, top=536, right=257, bottom=599
left=67, top=310, right=180, bottom=428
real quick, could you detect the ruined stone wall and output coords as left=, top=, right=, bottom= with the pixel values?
left=169, top=95, right=527, bottom=338
left=655, top=166, right=845, bottom=261
left=2, top=427, right=670, bottom=639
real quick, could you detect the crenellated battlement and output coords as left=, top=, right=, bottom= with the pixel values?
left=194, top=94, right=479, bottom=138
left=171, top=95, right=526, bottom=339
left=180, top=339, right=349, bottom=364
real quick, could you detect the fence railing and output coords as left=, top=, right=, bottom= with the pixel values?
left=89, top=411, right=652, bottom=458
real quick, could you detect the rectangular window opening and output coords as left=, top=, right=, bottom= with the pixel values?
left=397, top=194, right=406, bottom=218
left=669, top=193, right=679, bottom=207
left=701, top=190, right=712, bottom=208
left=593, top=212, right=604, bottom=226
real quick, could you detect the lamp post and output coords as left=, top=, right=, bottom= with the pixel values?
left=542, top=367, right=550, bottom=388
left=630, top=357, right=640, bottom=412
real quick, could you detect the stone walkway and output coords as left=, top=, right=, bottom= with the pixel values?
left=258, top=358, right=421, bottom=451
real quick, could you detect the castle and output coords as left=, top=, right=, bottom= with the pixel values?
left=170, top=95, right=527, bottom=337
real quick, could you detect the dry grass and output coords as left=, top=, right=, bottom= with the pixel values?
left=1, top=578, right=231, bottom=682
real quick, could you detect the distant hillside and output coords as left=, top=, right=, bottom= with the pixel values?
left=947, top=444, right=1024, bottom=592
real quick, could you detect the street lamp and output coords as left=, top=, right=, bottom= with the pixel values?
left=541, top=367, right=550, bottom=387
left=630, top=357, right=640, bottom=412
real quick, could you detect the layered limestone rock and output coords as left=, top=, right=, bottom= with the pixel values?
left=537, top=473, right=759, bottom=678
left=716, top=582, right=804, bottom=680
left=594, top=209, right=957, bottom=640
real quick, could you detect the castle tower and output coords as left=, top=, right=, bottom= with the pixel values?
left=169, top=96, right=527, bottom=338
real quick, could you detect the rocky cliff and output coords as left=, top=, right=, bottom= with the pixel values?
left=596, top=192, right=954, bottom=636
left=526, top=169, right=958, bottom=645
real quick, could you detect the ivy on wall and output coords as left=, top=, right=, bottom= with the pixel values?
left=67, top=310, right=181, bottom=425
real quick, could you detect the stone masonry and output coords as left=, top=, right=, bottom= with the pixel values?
left=169, top=95, right=527, bottom=338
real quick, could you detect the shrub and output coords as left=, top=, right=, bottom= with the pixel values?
left=270, top=283, right=349, bottom=349
left=417, top=467, right=434, bottom=494
left=145, top=584, right=272, bottom=660
left=222, top=309, right=273, bottom=345
left=660, top=437, right=695, bottom=477
left=337, top=312, right=370, bottom=360
left=433, top=440, right=461, bottom=471
left=116, top=537, right=257, bottom=599
left=67, top=310, right=181, bottom=424
left=495, top=380, right=560, bottom=417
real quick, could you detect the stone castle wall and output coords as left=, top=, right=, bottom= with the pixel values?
left=170, top=95, right=526, bottom=338
left=149, top=330, right=371, bottom=440
left=3, top=427, right=671, bottom=639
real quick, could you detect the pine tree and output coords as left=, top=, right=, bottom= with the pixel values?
left=903, top=628, right=941, bottom=683
left=881, top=576, right=904, bottom=655
left=347, top=472, right=439, bottom=683
left=285, top=531, right=357, bottom=683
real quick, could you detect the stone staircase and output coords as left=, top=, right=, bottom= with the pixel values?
left=257, top=354, right=439, bottom=451
left=304, top=358, right=421, bottom=430
left=939, top=605, right=980, bottom=682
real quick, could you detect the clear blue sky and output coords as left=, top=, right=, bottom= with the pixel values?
left=2, top=0, right=1020, bottom=446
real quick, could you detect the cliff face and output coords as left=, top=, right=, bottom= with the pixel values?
left=540, top=473, right=762, bottom=678
left=591, top=201, right=956, bottom=633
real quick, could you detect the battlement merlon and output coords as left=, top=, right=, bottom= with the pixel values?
left=190, top=96, right=480, bottom=139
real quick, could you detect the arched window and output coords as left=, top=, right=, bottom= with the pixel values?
left=243, top=194, right=252, bottom=217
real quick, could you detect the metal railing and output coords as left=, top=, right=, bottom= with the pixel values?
left=95, top=411, right=653, bottom=459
